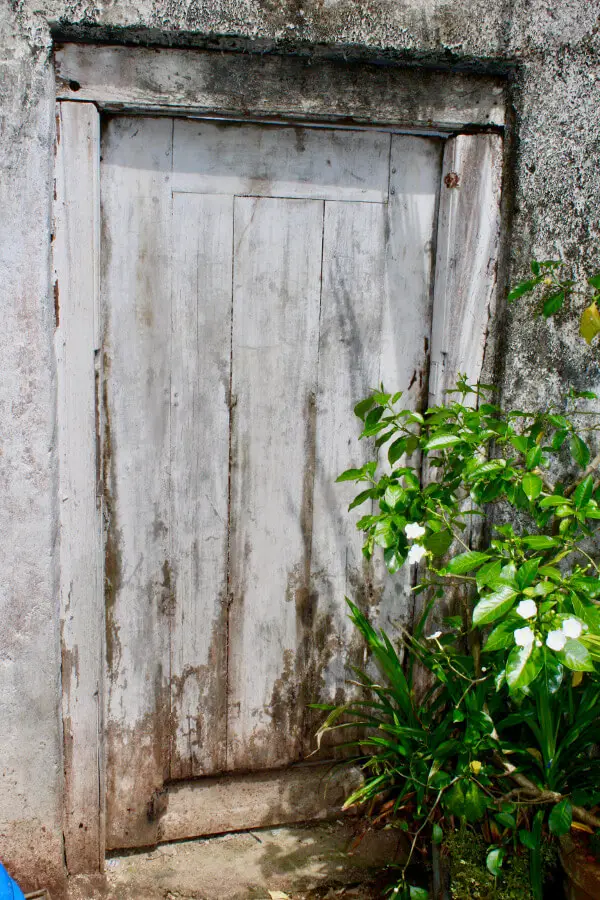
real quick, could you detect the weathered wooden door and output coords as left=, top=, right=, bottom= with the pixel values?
left=99, top=115, right=463, bottom=848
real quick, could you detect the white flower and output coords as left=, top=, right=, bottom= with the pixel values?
left=427, top=631, right=443, bottom=641
left=514, top=626, right=535, bottom=648
left=405, top=522, right=426, bottom=540
left=407, top=543, right=428, bottom=565
left=516, top=599, right=537, bottom=620
left=546, top=630, right=567, bottom=652
left=562, top=617, right=583, bottom=639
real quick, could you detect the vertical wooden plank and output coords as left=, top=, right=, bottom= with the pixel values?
left=227, top=196, right=323, bottom=771
left=100, top=116, right=173, bottom=849
left=429, top=134, right=503, bottom=405
left=308, top=200, right=389, bottom=734
left=169, top=193, right=232, bottom=779
left=54, top=101, right=103, bottom=874
left=375, top=136, right=443, bottom=634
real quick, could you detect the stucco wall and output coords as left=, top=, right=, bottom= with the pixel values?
left=1, top=0, right=599, bottom=893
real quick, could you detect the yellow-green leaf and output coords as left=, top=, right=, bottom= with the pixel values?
left=580, top=302, right=600, bottom=345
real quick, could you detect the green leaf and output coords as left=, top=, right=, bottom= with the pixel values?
left=570, top=434, right=591, bottom=468
left=522, top=473, right=543, bottom=501
left=486, top=847, right=505, bottom=877
left=580, top=303, right=600, bottom=345
left=506, top=644, right=543, bottom=692
left=424, top=529, right=453, bottom=557
left=542, top=290, right=565, bottom=318
left=348, top=489, right=377, bottom=511
left=443, top=781, right=466, bottom=818
left=473, top=586, right=519, bottom=627
left=496, top=812, right=516, bottom=831
left=409, top=888, right=429, bottom=900
left=548, top=799, right=572, bottom=836
left=521, top=535, right=559, bottom=550
left=574, top=475, right=594, bottom=509
left=588, top=274, right=600, bottom=290
left=384, top=484, right=406, bottom=510
left=516, top=558, right=540, bottom=590
left=424, top=434, right=463, bottom=451
left=432, top=823, right=443, bottom=845
left=464, top=782, right=488, bottom=823
left=508, top=278, right=541, bottom=301
left=531, top=260, right=541, bottom=276
left=519, top=829, right=537, bottom=851
left=558, top=639, right=595, bottom=672
left=539, top=495, right=569, bottom=508
left=446, top=551, right=490, bottom=575
left=483, top=619, right=518, bottom=652
left=374, top=520, right=396, bottom=549
left=388, top=437, right=408, bottom=465
left=526, top=445, right=542, bottom=469
left=354, top=396, right=375, bottom=421
left=336, top=467, right=366, bottom=483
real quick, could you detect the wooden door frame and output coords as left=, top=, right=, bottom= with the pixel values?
left=53, top=42, right=505, bottom=875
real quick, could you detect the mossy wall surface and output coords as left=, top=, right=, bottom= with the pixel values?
left=0, top=0, right=599, bottom=891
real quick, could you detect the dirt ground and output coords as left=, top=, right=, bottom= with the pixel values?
left=66, top=821, right=404, bottom=900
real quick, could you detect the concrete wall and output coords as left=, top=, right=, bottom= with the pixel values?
left=0, top=0, right=599, bottom=893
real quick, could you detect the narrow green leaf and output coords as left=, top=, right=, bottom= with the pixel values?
left=424, top=433, right=463, bottom=451
left=570, top=434, right=591, bottom=468
left=548, top=799, right=572, bottom=836
left=446, top=551, right=490, bottom=575
left=574, top=475, right=594, bottom=510
left=521, top=535, right=559, bottom=550
left=508, top=278, right=541, bottom=301
left=336, top=467, right=366, bottom=483
left=473, top=586, right=519, bottom=627
left=588, top=274, right=600, bottom=290
left=432, top=824, right=443, bottom=845
left=348, top=489, right=376, bottom=511
left=539, top=495, right=569, bottom=508
left=531, top=260, right=541, bottom=276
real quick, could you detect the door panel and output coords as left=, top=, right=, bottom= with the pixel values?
left=169, top=193, right=233, bottom=779
left=227, top=197, right=324, bottom=770
left=173, top=120, right=391, bottom=203
left=100, top=116, right=443, bottom=848
left=101, top=117, right=173, bottom=849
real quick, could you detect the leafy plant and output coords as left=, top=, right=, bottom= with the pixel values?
left=508, top=258, right=600, bottom=344
left=321, top=368, right=600, bottom=897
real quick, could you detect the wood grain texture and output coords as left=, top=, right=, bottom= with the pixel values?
left=100, top=116, right=174, bottom=850
left=54, top=44, right=506, bottom=130
left=169, top=192, right=232, bottom=779
left=227, top=196, right=323, bottom=771
left=428, top=134, right=503, bottom=405
left=54, top=101, right=103, bottom=874
left=173, top=120, right=390, bottom=202
left=375, top=135, right=443, bottom=634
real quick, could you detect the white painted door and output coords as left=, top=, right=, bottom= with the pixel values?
left=100, top=116, right=443, bottom=848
